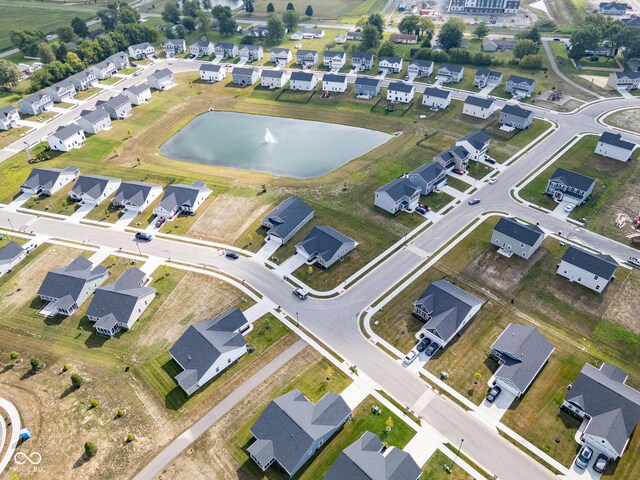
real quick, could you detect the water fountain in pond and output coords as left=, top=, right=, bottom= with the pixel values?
left=263, top=128, right=278, bottom=144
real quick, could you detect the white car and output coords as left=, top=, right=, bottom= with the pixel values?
left=489, top=177, right=497, bottom=184
left=564, top=204, right=574, bottom=213
left=403, top=349, right=419, bottom=365
left=628, top=257, right=640, bottom=268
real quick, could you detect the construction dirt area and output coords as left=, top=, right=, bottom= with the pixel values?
left=605, top=108, right=640, bottom=134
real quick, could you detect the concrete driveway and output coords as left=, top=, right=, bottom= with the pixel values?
left=550, top=200, right=575, bottom=219
left=566, top=452, right=603, bottom=480
left=255, top=238, right=280, bottom=261
left=474, top=387, right=517, bottom=424
left=277, top=253, right=307, bottom=276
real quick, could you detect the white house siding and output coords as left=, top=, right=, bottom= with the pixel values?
left=290, top=79, right=316, bottom=91
left=595, top=141, right=633, bottom=162
left=48, top=131, right=85, bottom=152
left=422, top=94, right=451, bottom=109
left=462, top=103, right=494, bottom=119
left=0, top=250, right=26, bottom=276
left=77, top=115, right=111, bottom=135
left=490, top=230, right=542, bottom=259
left=322, top=80, right=347, bottom=92
left=187, top=345, right=247, bottom=395
left=73, top=179, right=120, bottom=205
left=374, top=191, right=419, bottom=214
left=583, top=434, right=620, bottom=460
left=556, top=260, right=611, bottom=293
left=387, top=88, right=414, bottom=103
left=494, top=376, right=521, bottom=396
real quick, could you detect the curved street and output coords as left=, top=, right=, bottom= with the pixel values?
left=0, top=396, right=21, bottom=475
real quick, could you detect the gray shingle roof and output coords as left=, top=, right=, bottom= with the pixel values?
left=71, top=70, right=95, bottom=82
left=423, top=87, right=450, bottom=99
left=599, top=132, right=635, bottom=151
left=130, top=42, right=151, bottom=50
left=388, top=81, right=413, bottom=93
left=22, top=92, right=51, bottom=105
left=323, top=73, right=347, bottom=83
left=324, top=431, right=421, bottom=480
left=263, top=196, right=314, bottom=241
left=113, top=181, right=161, bottom=208
left=415, top=279, right=483, bottom=343
left=409, top=59, right=433, bottom=68
left=21, top=166, right=78, bottom=191
left=565, top=363, right=640, bottom=456
left=493, top=217, right=544, bottom=246
left=549, top=167, right=596, bottom=192
left=0, top=105, right=17, bottom=117
left=70, top=174, right=118, bottom=201
left=37, top=256, right=107, bottom=309
left=507, top=74, right=535, bottom=86
left=439, top=63, right=463, bottom=73
left=297, top=226, right=355, bottom=264
left=381, top=56, right=402, bottom=63
left=192, top=38, right=212, bottom=47
left=324, top=50, right=346, bottom=59
left=124, top=84, right=150, bottom=96
left=271, top=47, right=291, bottom=54
left=0, top=241, right=24, bottom=262
left=458, top=130, right=490, bottom=150
left=465, top=95, right=494, bottom=108
left=149, top=68, right=172, bottom=81
left=248, top=390, right=351, bottom=475
left=170, top=308, right=248, bottom=393
left=501, top=103, right=533, bottom=119
left=240, top=44, right=262, bottom=51
left=352, top=53, right=374, bottom=61
left=51, top=124, right=83, bottom=141
left=355, top=77, right=380, bottom=87
left=79, top=108, right=109, bottom=123
left=411, top=161, right=446, bottom=183
left=376, top=177, right=420, bottom=202
left=290, top=71, right=315, bottom=82
left=157, top=181, right=210, bottom=213
left=435, top=145, right=468, bottom=164
left=99, top=93, right=130, bottom=109
left=561, top=245, right=618, bottom=279
left=217, top=42, right=236, bottom=49
left=297, top=49, right=317, bottom=56
left=491, top=324, right=555, bottom=394
left=232, top=67, right=256, bottom=76
left=200, top=63, right=223, bottom=72
left=261, top=69, right=285, bottom=78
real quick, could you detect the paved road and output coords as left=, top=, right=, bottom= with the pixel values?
left=541, top=39, right=600, bottom=99
left=132, top=339, right=307, bottom=480
left=0, top=397, right=21, bottom=475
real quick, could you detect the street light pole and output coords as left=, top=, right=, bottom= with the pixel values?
left=448, top=438, right=464, bottom=472
left=295, top=312, right=299, bottom=327
left=7, top=218, right=15, bottom=231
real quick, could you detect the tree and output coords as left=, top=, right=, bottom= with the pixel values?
left=54, top=42, right=69, bottom=62
left=282, top=9, right=299, bottom=31
left=513, top=39, right=539, bottom=58
left=30, top=357, right=42, bottom=372
left=473, top=22, right=489, bottom=39
left=71, top=373, right=84, bottom=389
left=9, top=351, right=20, bottom=360
left=212, top=6, right=237, bottom=36
left=56, top=25, right=75, bottom=43
left=245, top=0, right=254, bottom=14
left=84, top=442, right=97, bottom=458
left=267, top=2, right=275, bottom=13
left=162, top=3, right=181, bottom=24
left=71, top=16, right=89, bottom=38
left=418, top=16, right=435, bottom=38
left=448, top=47, right=470, bottom=64
left=415, top=48, right=432, bottom=61
left=120, top=8, right=139, bottom=25
left=29, top=68, right=53, bottom=90
left=385, top=416, right=394, bottom=432
left=519, top=54, right=543, bottom=69
left=362, top=24, right=381, bottom=50
left=517, top=26, right=541, bottom=44
left=398, top=15, right=419, bottom=35
left=182, top=0, right=201, bottom=18
left=76, top=39, right=100, bottom=64
left=197, top=11, right=211, bottom=35
left=367, top=13, right=384, bottom=35
left=266, top=14, right=285, bottom=44
left=182, top=17, right=196, bottom=32
left=305, top=5, right=313, bottom=17
left=38, top=43, right=55, bottom=64
left=378, top=41, right=395, bottom=57
left=116, top=408, right=124, bottom=417
left=287, top=2, right=295, bottom=9
left=97, top=9, right=119, bottom=31
left=10, top=29, right=46, bottom=57
left=127, top=434, right=135, bottom=442
left=46, top=61, right=72, bottom=82
left=569, top=25, right=601, bottom=60
left=471, top=52, right=492, bottom=66
left=438, top=18, right=465, bottom=51
left=431, top=50, right=450, bottom=62
left=307, top=265, right=313, bottom=275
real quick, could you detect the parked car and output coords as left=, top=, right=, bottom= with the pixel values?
left=628, top=256, right=640, bottom=267
left=135, top=232, right=153, bottom=241
left=553, top=37, right=562, bottom=41
left=133, top=70, right=142, bottom=76
left=189, top=54, right=196, bottom=59
left=564, top=204, right=574, bottom=213
left=425, top=342, right=439, bottom=356
left=24, top=244, right=38, bottom=254
left=452, top=168, right=466, bottom=175
left=403, top=349, right=419, bottom=365
left=489, top=177, right=497, bottom=185
left=415, top=206, right=427, bottom=215
left=486, top=385, right=502, bottom=403
left=592, top=454, right=608, bottom=473
left=418, top=203, right=431, bottom=211
left=293, top=287, right=308, bottom=300
left=225, top=251, right=240, bottom=259
left=485, top=157, right=497, bottom=164
left=155, top=217, right=166, bottom=228
left=575, top=445, right=593, bottom=469
left=404, top=75, right=410, bottom=81
left=130, top=62, right=138, bottom=67
left=416, top=338, right=430, bottom=352
left=468, top=198, right=481, bottom=205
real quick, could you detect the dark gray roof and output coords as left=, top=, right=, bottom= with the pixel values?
left=169, top=308, right=248, bottom=392
left=599, top=132, right=635, bottom=151
left=158, top=181, right=210, bottom=213
left=549, top=167, right=596, bottom=192
left=240, top=44, right=262, bottom=51
left=565, top=363, right=640, bottom=455
left=271, top=47, right=291, bottom=54
left=415, top=279, right=483, bottom=343
left=50, top=78, right=75, bottom=90
left=493, top=217, right=544, bottom=246
left=130, top=42, right=151, bottom=50
left=599, top=1, right=627, bottom=9
left=113, top=181, right=161, bottom=208
left=217, top=42, right=236, bottom=49
left=439, top=63, right=463, bottom=73
left=355, top=77, right=381, bottom=87
left=164, top=38, right=185, bottom=46
left=71, top=174, right=118, bottom=201
left=475, top=68, right=491, bottom=77
left=263, top=196, right=314, bottom=241
left=411, top=161, right=446, bottom=183
left=297, top=226, right=355, bottom=263
left=107, top=51, right=128, bottom=62
left=124, top=84, right=150, bottom=96
left=37, top=256, right=107, bottom=309
left=465, top=95, right=494, bottom=108
left=388, top=81, right=413, bottom=93
left=79, top=108, right=109, bottom=123
left=323, top=73, right=347, bottom=83
left=458, top=130, right=490, bottom=150
left=261, top=69, right=285, bottom=78
left=51, top=124, right=83, bottom=141
left=0, top=241, right=24, bottom=262
left=21, top=166, right=78, bottom=191
left=324, top=431, right=421, bottom=480
left=507, top=74, right=535, bottom=86
left=0, top=105, right=17, bottom=117
left=150, top=68, right=172, bottom=80
left=491, top=324, right=555, bottom=393
left=232, top=67, right=256, bottom=76
left=423, top=87, right=450, bottom=99
left=192, top=38, right=213, bottom=47
left=99, top=93, right=130, bottom=109
left=352, top=53, right=374, bottom=61
left=612, top=71, right=640, bottom=80
left=297, top=49, right=318, bottom=56
left=248, top=390, right=351, bottom=475
left=324, top=50, right=346, bottom=59
left=435, top=145, right=468, bottom=164
left=22, top=92, right=51, bottom=104
left=71, top=70, right=95, bottom=82
left=501, top=103, right=534, bottom=119
left=290, top=71, right=315, bottom=82
left=88, top=268, right=155, bottom=329
left=561, top=245, right=618, bottom=279
left=409, top=59, right=433, bottom=68
left=200, top=63, right=223, bottom=72
left=380, top=56, right=402, bottom=63
left=376, top=177, right=420, bottom=201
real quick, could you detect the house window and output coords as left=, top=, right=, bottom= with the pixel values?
left=594, top=275, right=598, bottom=280
left=228, top=358, right=232, bottom=363
left=216, top=367, right=219, bottom=372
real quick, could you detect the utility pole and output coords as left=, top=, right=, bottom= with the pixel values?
left=447, top=438, right=464, bottom=472
left=295, top=312, right=299, bottom=327
left=7, top=218, right=15, bottom=231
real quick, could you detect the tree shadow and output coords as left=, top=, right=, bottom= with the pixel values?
left=20, top=369, right=38, bottom=381
left=60, top=385, right=77, bottom=399
left=1, top=364, right=15, bottom=375
left=73, top=454, right=90, bottom=469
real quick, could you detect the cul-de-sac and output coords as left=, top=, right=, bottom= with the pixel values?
left=0, top=1, right=640, bottom=479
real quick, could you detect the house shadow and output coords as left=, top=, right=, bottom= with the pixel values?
left=84, top=331, right=110, bottom=349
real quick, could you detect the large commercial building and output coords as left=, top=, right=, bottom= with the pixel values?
left=448, top=0, right=520, bottom=14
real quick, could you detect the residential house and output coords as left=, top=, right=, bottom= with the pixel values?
left=96, top=94, right=132, bottom=120
left=18, top=92, right=53, bottom=116
left=489, top=324, right=555, bottom=397
left=387, top=81, right=415, bottom=103
left=607, top=71, right=640, bottom=90
left=296, top=49, right=319, bottom=67
left=622, top=17, right=640, bottom=27
left=270, top=47, right=292, bottom=64
left=123, top=83, right=151, bottom=105
left=323, top=51, right=346, bottom=69
left=87, top=267, right=156, bottom=336
left=261, top=69, right=288, bottom=88
left=239, top=44, right=264, bottom=62
left=215, top=42, right=238, bottom=59
left=463, top=96, right=496, bottom=119
left=482, top=39, right=517, bottom=52
left=45, top=79, right=76, bottom=103
left=296, top=226, right=357, bottom=269
left=190, top=37, right=215, bottom=57
left=407, top=161, right=448, bottom=195
left=0, top=242, right=27, bottom=277
left=200, top=64, right=226, bottom=82
left=437, top=64, right=464, bottom=83
left=491, top=217, right=545, bottom=259
left=598, top=1, right=627, bottom=14
left=562, top=362, right=640, bottom=460
left=21, top=166, right=79, bottom=196
left=153, top=181, right=212, bottom=218
left=147, top=68, right=175, bottom=90
left=499, top=104, right=534, bottom=130
left=413, top=279, right=483, bottom=349
left=106, top=51, right=130, bottom=70
left=557, top=245, right=618, bottom=293
left=506, top=75, right=536, bottom=98
left=289, top=71, right=317, bottom=91
left=374, top=177, right=421, bottom=214
left=422, top=87, right=452, bottom=110
left=408, top=59, right=434, bottom=78
left=89, top=60, right=117, bottom=80
left=112, top=181, right=163, bottom=213
left=456, top=130, right=491, bottom=161
left=324, top=431, right=421, bottom=480
left=474, top=69, right=503, bottom=88
left=232, top=67, right=259, bottom=86
left=545, top=167, right=595, bottom=205
left=37, top=256, right=108, bottom=316
left=247, top=389, right=351, bottom=477
left=322, top=73, right=348, bottom=93
left=354, top=77, right=381, bottom=98
left=390, top=33, right=418, bottom=44
left=352, top=53, right=374, bottom=71
left=379, top=56, right=403, bottom=73
left=77, top=108, right=112, bottom=135
left=170, top=308, right=250, bottom=395
left=253, top=25, right=269, bottom=38
left=449, top=0, right=520, bottom=15
left=0, top=106, right=20, bottom=131
left=595, top=131, right=636, bottom=162
left=262, top=196, right=314, bottom=245
left=291, top=27, right=325, bottom=39
left=435, top=145, right=470, bottom=172
left=69, top=70, right=98, bottom=91
left=346, top=31, right=363, bottom=41
left=128, top=42, right=155, bottom=59
left=163, top=39, right=187, bottom=58
left=69, top=174, right=120, bottom=205
left=47, top=124, right=85, bottom=152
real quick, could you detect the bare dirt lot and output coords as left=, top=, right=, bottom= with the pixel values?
left=605, top=108, right=640, bottom=134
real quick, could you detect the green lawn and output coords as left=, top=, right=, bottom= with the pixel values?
left=422, top=449, right=475, bottom=480
left=74, top=87, right=101, bottom=100
left=446, top=176, right=471, bottom=192
left=0, top=125, right=28, bottom=149
left=99, top=76, right=123, bottom=86
left=426, top=191, right=456, bottom=212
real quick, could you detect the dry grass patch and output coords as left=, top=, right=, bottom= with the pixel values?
left=605, top=108, right=640, bottom=134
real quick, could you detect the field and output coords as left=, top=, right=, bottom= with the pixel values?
left=231, top=0, right=376, bottom=21
left=605, top=108, right=640, bottom=134
left=543, top=0, right=588, bottom=26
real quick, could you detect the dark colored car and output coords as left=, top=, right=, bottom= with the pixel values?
left=485, top=157, right=496, bottom=164
left=130, top=62, right=138, bottom=67
left=486, top=385, right=502, bottom=403
left=415, top=206, right=427, bottom=215
left=593, top=453, right=608, bottom=473
left=425, top=342, right=439, bottom=356
left=575, top=445, right=593, bottom=469
left=225, top=251, right=240, bottom=259
left=418, top=203, right=431, bottom=211
left=416, top=338, right=431, bottom=352
left=553, top=37, right=561, bottom=41
left=135, top=232, right=153, bottom=241
left=468, top=198, right=481, bottom=205
left=155, top=217, right=166, bottom=228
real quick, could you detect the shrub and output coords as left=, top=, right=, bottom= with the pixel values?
left=126, top=434, right=135, bottom=442
left=9, top=351, right=20, bottom=360
left=30, top=357, right=42, bottom=371
left=62, top=364, right=70, bottom=372
left=84, top=441, right=97, bottom=458
left=90, top=399, right=99, bottom=408
left=71, top=373, right=84, bottom=388
left=116, top=409, right=124, bottom=418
